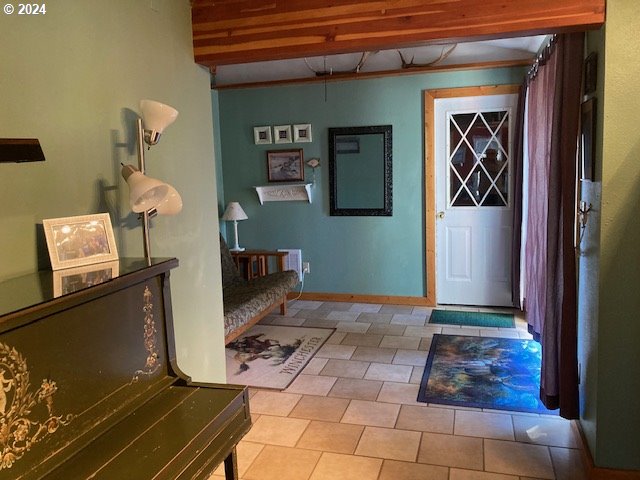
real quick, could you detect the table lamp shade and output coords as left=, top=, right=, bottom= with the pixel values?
left=222, top=202, right=248, bottom=221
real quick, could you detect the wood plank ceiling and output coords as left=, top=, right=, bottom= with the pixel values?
left=191, top=0, right=605, bottom=71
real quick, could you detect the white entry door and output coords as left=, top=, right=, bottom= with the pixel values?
left=435, top=94, right=517, bottom=306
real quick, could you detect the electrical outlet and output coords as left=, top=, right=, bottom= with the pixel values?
left=302, top=262, right=310, bottom=274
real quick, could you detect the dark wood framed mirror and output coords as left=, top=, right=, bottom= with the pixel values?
left=328, top=125, right=392, bottom=216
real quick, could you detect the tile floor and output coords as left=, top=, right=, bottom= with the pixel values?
left=212, top=300, right=587, bottom=480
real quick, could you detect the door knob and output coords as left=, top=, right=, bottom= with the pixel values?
left=437, top=211, right=445, bottom=219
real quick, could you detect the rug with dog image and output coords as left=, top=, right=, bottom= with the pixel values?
left=225, top=325, right=333, bottom=389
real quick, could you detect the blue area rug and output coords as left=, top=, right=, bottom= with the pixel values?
left=429, top=309, right=515, bottom=328
left=418, top=334, right=557, bottom=414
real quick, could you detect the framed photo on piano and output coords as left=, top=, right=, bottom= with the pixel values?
left=43, top=213, right=119, bottom=270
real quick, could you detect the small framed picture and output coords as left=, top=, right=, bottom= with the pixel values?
left=253, top=126, right=272, bottom=145
left=43, top=213, right=119, bottom=270
left=293, top=124, right=312, bottom=143
left=267, top=149, right=304, bottom=182
left=274, top=125, right=292, bottom=144
left=53, top=261, right=120, bottom=297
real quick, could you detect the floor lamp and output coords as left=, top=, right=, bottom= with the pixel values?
left=121, top=100, right=182, bottom=265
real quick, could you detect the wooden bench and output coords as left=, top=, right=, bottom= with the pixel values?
left=0, top=258, right=251, bottom=480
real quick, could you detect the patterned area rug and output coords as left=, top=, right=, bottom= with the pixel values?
left=429, top=309, right=515, bottom=328
left=225, top=325, right=333, bottom=389
left=418, top=334, right=557, bottom=414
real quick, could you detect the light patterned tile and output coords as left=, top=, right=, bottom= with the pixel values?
left=404, top=325, right=442, bottom=337
left=315, top=343, right=356, bottom=360
left=309, top=452, right=382, bottom=480
left=351, top=346, right=396, bottom=363
left=291, top=300, right=323, bottom=310
left=549, top=446, right=587, bottom=480
left=376, top=382, right=421, bottom=405
left=302, top=357, right=329, bottom=375
left=249, top=390, right=302, bottom=416
left=341, top=399, right=400, bottom=427
left=365, top=363, right=413, bottom=383
left=289, top=395, right=350, bottom=422
left=317, top=301, right=355, bottom=311
left=454, top=410, right=515, bottom=441
left=325, top=331, right=347, bottom=345
left=391, top=314, right=427, bottom=326
left=328, top=311, right=361, bottom=322
left=355, top=426, right=421, bottom=461
left=480, top=329, right=521, bottom=338
left=512, top=416, right=579, bottom=448
left=378, top=459, right=448, bottom=480
left=380, top=305, right=415, bottom=314
left=320, top=359, right=370, bottom=379
left=243, top=415, right=310, bottom=447
left=396, top=404, right=455, bottom=434
left=442, top=327, right=481, bottom=336
left=418, top=432, right=484, bottom=470
left=285, top=374, right=337, bottom=396
left=243, top=445, right=321, bottom=480
left=349, top=303, right=382, bottom=313
left=266, top=316, right=306, bottom=327
left=380, top=335, right=421, bottom=350
left=367, top=323, right=407, bottom=336
left=409, top=366, right=425, bottom=384
left=336, top=321, right=371, bottom=333
left=296, top=420, right=364, bottom=454
left=449, top=469, right=519, bottom=480
left=484, top=439, right=554, bottom=479
left=356, top=312, right=394, bottom=324
left=328, top=378, right=383, bottom=401
left=341, top=332, right=383, bottom=347
left=295, top=309, right=330, bottom=319
left=302, top=318, right=339, bottom=328
left=393, top=349, right=428, bottom=366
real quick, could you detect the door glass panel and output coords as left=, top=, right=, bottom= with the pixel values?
left=448, top=109, right=510, bottom=208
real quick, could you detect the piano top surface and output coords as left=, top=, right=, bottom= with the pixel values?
left=0, top=257, right=178, bottom=325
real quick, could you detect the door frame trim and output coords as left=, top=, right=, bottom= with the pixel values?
left=423, top=84, right=521, bottom=305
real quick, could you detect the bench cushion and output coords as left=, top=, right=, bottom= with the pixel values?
left=223, top=270, right=299, bottom=338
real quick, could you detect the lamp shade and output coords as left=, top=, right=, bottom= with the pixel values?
left=154, top=184, right=183, bottom=216
left=221, top=202, right=248, bottom=221
left=121, top=164, right=171, bottom=213
left=140, top=100, right=178, bottom=145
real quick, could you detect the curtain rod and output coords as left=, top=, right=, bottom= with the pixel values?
left=527, top=34, right=558, bottom=82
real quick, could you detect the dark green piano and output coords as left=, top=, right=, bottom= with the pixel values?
left=0, top=258, right=251, bottom=479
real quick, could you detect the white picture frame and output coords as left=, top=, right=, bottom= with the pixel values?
left=273, top=125, right=292, bottom=144
left=293, top=124, right=312, bottom=143
left=53, top=261, right=120, bottom=297
left=253, top=126, right=272, bottom=145
left=43, top=213, right=119, bottom=270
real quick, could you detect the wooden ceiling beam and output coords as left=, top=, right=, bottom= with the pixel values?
left=191, top=0, right=605, bottom=68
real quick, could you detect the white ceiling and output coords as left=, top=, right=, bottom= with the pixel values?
left=213, top=35, right=548, bottom=87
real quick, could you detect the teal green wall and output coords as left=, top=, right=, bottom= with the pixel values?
left=0, top=0, right=226, bottom=382
left=591, top=0, right=640, bottom=470
left=217, top=68, right=525, bottom=296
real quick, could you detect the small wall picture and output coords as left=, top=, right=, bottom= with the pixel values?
left=293, top=124, right=312, bottom=143
left=267, top=149, right=304, bottom=182
left=43, top=213, right=119, bottom=270
left=53, top=261, right=119, bottom=297
left=274, top=125, right=292, bottom=144
left=253, top=126, right=272, bottom=145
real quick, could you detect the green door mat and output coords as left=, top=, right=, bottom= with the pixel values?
left=429, top=309, right=515, bottom=328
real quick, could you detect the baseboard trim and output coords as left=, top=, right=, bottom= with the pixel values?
left=575, top=421, right=640, bottom=479
left=287, top=291, right=436, bottom=306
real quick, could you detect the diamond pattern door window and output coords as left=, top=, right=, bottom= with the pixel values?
left=448, top=110, right=510, bottom=207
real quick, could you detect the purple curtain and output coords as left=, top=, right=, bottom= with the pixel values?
left=524, top=33, right=583, bottom=419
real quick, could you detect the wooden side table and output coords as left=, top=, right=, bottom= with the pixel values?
left=230, top=250, right=289, bottom=280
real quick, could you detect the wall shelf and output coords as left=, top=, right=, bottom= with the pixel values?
left=254, top=183, right=312, bottom=204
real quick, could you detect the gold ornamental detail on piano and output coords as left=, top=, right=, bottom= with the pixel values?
left=132, top=286, right=161, bottom=382
left=0, top=342, right=74, bottom=470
